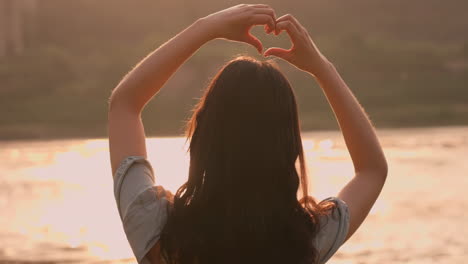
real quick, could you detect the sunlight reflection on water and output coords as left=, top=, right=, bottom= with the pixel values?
left=0, top=126, right=467, bottom=263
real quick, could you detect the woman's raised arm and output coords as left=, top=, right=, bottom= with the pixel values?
left=108, top=4, right=276, bottom=175
left=265, top=14, right=388, bottom=242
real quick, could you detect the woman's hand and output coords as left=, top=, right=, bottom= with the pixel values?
left=200, top=4, right=276, bottom=54
left=264, top=14, right=331, bottom=78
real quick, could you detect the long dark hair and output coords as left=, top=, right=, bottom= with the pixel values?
left=160, top=56, right=334, bottom=264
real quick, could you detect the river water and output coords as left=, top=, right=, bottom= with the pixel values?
left=0, top=126, right=467, bottom=263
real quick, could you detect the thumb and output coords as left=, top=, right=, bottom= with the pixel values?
left=242, top=33, right=263, bottom=54
left=264, top=47, right=291, bottom=60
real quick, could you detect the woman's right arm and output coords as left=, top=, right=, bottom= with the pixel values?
left=265, top=15, right=388, bottom=242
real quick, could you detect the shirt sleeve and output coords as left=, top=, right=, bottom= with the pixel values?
left=113, top=156, right=171, bottom=264
left=315, top=196, right=350, bottom=264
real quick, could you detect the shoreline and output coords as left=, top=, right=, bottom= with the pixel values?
left=1, top=123, right=467, bottom=142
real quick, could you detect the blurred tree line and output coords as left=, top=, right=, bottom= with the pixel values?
left=0, top=0, right=467, bottom=139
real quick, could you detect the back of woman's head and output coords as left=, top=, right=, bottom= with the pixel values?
left=160, top=56, right=333, bottom=264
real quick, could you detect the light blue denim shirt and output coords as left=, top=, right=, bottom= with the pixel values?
left=113, top=156, right=349, bottom=264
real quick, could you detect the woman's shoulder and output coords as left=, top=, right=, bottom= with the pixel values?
left=112, top=155, right=173, bottom=264
left=314, top=196, right=350, bottom=264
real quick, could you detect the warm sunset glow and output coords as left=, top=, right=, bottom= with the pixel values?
left=2, top=0, right=467, bottom=263
left=1, top=127, right=467, bottom=263
left=0, top=135, right=380, bottom=260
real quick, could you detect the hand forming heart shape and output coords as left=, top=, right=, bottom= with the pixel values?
left=202, top=4, right=331, bottom=77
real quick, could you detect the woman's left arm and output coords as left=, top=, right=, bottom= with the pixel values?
left=108, top=4, right=276, bottom=175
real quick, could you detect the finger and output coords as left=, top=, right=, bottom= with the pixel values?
left=275, top=14, right=302, bottom=34
left=264, top=47, right=292, bottom=61
left=249, top=4, right=271, bottom=8
left=254, top=7, right=277, bottom=20
left=275, top=14, right=302, bottom=28
left=275, top=20, right=300, bottom=42
left=243, top=33, right=263, bottom=54
left=256, top=8, right=276, bottom=32
left=249, top=14, right=275, bottom=32
left=264, top=24, right=275, bottom=34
